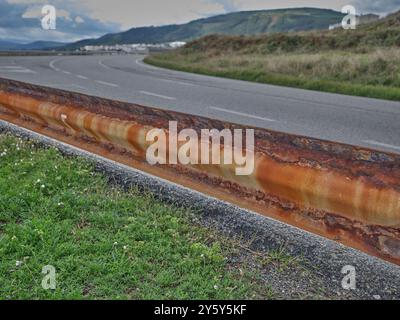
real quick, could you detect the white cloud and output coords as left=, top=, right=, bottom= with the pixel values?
left=218, top=0, right=352, bottom=12
left=75, top=0, right=226, bottom=29
left=21, top=6, right=41, bottom=18
left=8, top=0, right=227, bottom=30
left=7, top=0, right=47, bottom=3
left=75, top=16, right=84, bottom=23
left=216, top=0, right=400, bottom=15
left=0, top=26, right=83, bottom=42
left=22, top=6, right=72, bottom=21
left=351, top=0, right=400, bottom=14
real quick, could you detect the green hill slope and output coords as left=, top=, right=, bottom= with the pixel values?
left=183, top=10, right=400, bottom=54
left=145, top=10, right=400, bottom=101
left=66, top=8, right=345, bottom=49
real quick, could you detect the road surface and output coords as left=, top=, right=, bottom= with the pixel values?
left=0, top=54, right=399, bottom=154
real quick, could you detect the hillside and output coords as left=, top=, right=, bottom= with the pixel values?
left=18, top=41, right=67, bottom=50
left=0, top=40, right=67, bottom=51
left=0, top=40, right=23, bottom=50
left=182, top=10, right=400, bottom=54
left=65, top=8, right=345, bottom=49
left=145, top=10, right=400, bottom=101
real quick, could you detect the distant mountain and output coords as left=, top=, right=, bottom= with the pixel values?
left=0, top=40, right=21, bottom=50
left=0, top=40, right=68, bottom=51
left=18, top=41, right=68, bottom=50
left=65, top=8, right=345, bottom=49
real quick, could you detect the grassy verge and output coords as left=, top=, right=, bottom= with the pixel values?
left=0, top=133, right=269, bottom=300
left=145, top=48, right=400, bottom=101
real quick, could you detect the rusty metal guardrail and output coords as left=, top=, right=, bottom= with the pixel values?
left=0, top=78, right=399, bottom=264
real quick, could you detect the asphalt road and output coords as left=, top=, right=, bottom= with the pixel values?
left=0, top=54, right=399, bottom=154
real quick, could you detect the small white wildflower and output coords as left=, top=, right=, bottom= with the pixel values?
left=123, top=245, right=128, bottom=250
left=41, top=184, right=45, bottom=189
left=214, top=285, right=219, bottom=290
left=113, top=242, right=118, bottom=245
left=15, top=260, right=22, bottom=267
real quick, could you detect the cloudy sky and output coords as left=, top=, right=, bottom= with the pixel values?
left=1, top=0, right=399, bottom=43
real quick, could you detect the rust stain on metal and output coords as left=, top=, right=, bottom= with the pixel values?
left=0, top=78, right=399, bottom=264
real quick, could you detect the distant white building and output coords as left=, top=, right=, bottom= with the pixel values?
left=80, top=41, right=186, bottom=53
left=168, top=41, right=186, bottom=48
left=329, top=23, right=342, bottom=30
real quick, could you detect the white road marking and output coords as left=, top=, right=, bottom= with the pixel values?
left=49, top=59, right=73, bottom=76
left=208, top=106, right=277, bottom=122
left=159, top=78, right=194, bottom=87
left=76, top=74, right=88, bottom=80
left=49, top=59, right=61, bottom=72
left=98, top=59, right=112, bottom=70
left=135, top=59, right=195, bottom=86
left=0, top=68, right=35, bottom=73
left=0, top=66, right=24, bottom=69
left=139, top=90, right=176, bottom=100
left=0, top=65, right=35, bottom=73
left=135, top=58, right=160, bottom=71
left=363, top=140, right=400, bottom=152
left=95, top=80, right=119, bottom=87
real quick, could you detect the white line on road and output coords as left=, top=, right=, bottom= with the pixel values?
left=159, top=78, right=195, bottom=87
left=208, top=106, right=277, bottom=122
left=98, top=59, right=112, bottom=70
left=0, top=68, right=35, bottom=73
left=49, top=59, right=61, bottom=72
left=139, top=90, right=176, bottom=100
left=135, top=58, right=160, bottom=71
left=76, top=74, right=89, bottom=80
left=0, top=66, right=24, bottom=69
left=363, top=140, right=400, bottom=152
left=62, top=70, right=71, bottom=75
left=0, top=65, right=35, bottom=73
left=95, top=80, right=119, bottom=87
left=135, top=59, right=195, bottom=86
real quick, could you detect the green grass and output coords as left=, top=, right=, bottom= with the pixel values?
left=145, top=50, right=400, bottom=102
left=0, top=133, right=267, bottom=300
